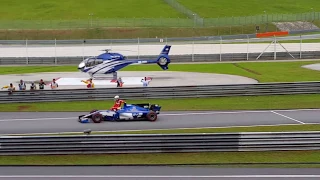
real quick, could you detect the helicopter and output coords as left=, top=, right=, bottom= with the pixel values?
left=78, top=45, right=171, bottom=79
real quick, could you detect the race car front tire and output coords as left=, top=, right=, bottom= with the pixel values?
left=146, top=111, right=157, bottom=122
left=92, top=113, right=103, bottom=123
left=78, top=115, right=84, bottom=122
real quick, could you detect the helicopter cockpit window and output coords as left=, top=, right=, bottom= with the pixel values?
left=85, top=58, right=96, bottom=67
left=84, top=58, right=103, bottom=67
left=95, top=59, right=103, bottom=65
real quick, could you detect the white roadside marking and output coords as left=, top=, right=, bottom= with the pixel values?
left=0, top=175, right=320, bottom=178
left=2, top=123, right=319, bottom=136
left=0, top=117, right=74, bottom=122
left=270, top=111, right=305, bottom=124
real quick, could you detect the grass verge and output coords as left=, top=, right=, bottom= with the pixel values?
left=1, top=94, right=320, bottom=112
left=0, top=25, right=277, bottom=40
left=178, top=0, right=319, bottom=18
left=1, top=151, right=320, bottom=166
left=1, top=61, right=320, bottom=83
left=12, top=124, right=320, bottom=136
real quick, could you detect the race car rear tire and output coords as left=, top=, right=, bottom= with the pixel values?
left=92, top=113, right=103, bottom=123
left=146, top=111, right=157, bottom=122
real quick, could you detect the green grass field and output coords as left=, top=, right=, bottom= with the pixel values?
left=1, top=61, right=320, bottom=82
left=0, top=0, right=317, bottom=39
left=1, top=94, right=319, bottom=112
left=0, top=0, right=317, bottom=20
left=1, top=150, right=320, bottom=166
left=178, top=0, right=319, bottom=18
left=0, top=0, right=184, bottom=20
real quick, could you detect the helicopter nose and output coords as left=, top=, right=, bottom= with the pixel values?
left=78, top=62, right=85, bottom=70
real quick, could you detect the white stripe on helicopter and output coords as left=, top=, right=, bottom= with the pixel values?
left=92, top=61, right=130, bottom=75
left=89, top=60, right=124, bottom=74
left=90, top=60, right=149, bottom=75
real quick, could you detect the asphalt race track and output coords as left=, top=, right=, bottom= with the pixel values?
left=0, top=109, right=320, bottom=135
left=0, top=166, right=319, bottom=180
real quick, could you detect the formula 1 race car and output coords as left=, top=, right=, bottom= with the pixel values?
left=78, top=103, right=161, bottom=123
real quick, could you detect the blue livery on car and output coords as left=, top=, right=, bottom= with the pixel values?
left=78, top=103, right=161, bottom=123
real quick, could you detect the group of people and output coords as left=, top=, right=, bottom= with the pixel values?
left=2, top=76, right=150, bottom=94
left=116, top=77, right=150, bottom=87
left=1, top=79, right=59, bottom=94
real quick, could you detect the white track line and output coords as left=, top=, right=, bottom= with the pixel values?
left=270, top=111, right=305, bottom=124
left=0, top=175, right=320, bottom=178
left=1, top=109, right=319, bottom=122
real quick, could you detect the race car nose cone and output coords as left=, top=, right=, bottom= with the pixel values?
left=78, top=62, right=85, bottom=69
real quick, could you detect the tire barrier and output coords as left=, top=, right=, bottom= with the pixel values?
left=0, top=81, right=320, bottom=103
left=1, top=131, right=319, bottom=155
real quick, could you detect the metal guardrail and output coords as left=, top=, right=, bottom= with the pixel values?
left=0, top=34, right=256, bottom=45
left=1, top=82, right=320, bottom=103
left=1, top=131, right=319, bottom=155
left=0, top=33, right=319, bottom=45
left=1, top=51, right=320, bottom=65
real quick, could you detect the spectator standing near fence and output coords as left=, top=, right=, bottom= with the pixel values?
left=18, top=79, right=26, bottom=90
left=116, top=77, right=123, bottom=87
left=39, top=79, right=46, bottom=90
left=141, top=77, right=149, bottom=87
left=30, top=82, right=37, bottom=91
left=81, top=78, right=95, bottom=88
left=51, top=79, right=58, bottom=89
left=2, top=83, right=15, bottom=95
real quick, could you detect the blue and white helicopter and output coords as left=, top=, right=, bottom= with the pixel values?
left=78, top=45, right=171, bottom=79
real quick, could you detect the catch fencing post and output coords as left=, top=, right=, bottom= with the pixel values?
left=25, top=39, right=29, bottom=65
left=192, top=39, right=194, bottom=61
left=300, top=35, right=302, bottom=59
left=274, top=35, right=277, bottom=60
left=82, top=40, right=85, bottom=61
left=247, top=35, right=249, bottom=60
left=138, top=37, right=140, bottom=59
left=220, top=36, right=222, bottom=61
left=54, top=38, right=57, bottom=64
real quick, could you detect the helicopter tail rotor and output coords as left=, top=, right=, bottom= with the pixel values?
left=99, top=48, right=137, bottom=53
left=100, top=49, right=112, bottom=53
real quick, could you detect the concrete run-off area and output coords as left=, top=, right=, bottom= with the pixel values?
left=0, top=71, right=258, bottom=90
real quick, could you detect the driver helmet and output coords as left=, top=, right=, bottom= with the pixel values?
left=114, top=95, right=119, bottom=101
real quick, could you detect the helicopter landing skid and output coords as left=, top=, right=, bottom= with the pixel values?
left=88, top=72, right=118, bottom=80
